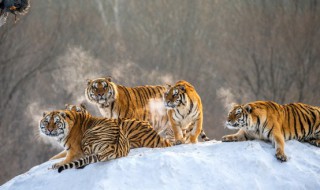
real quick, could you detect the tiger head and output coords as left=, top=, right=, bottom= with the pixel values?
left=164, top=80, right=192, bottom=109
left=39, top=110, right=74, bottom=142
left=65, top=103, right=88, bottom=114
left=225, top=104, right=253, bottom=130
left=85, top=77, right=117, bottom=107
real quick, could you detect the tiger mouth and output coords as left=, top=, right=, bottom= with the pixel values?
left=225, top=122, right=240, bottom=129
left=165, top=104, right=176, bottom=109
left=98, top=99, right=106, bottom=104
left=44, top=131, right=64, bottom=137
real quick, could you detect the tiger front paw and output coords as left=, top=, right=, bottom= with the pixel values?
left=174, top=140, right=184, bottom=145
left=275, top=150, right=287, bottom=162
left=52, top=163, right=62, bottom=170
left=222, top=135, right=240, bottom=142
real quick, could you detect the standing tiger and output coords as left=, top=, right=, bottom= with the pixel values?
left=222, top=101, right=320, bottom=162
left=85, top=77, right=172, bottom=138
left=40, top=106, right=172, bottom=173
left=164, top=80, right=210, bottom=145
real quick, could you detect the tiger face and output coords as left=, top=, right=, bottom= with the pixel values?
left=85, top=77, right=115, bottom=106
left=225, top=105, right=253, bottom=130
left=164, top=84, right=187, bottom=109
left=39, top=111, right=72, bottom=141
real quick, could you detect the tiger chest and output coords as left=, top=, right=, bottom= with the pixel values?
left=99, top=107, right=118, bottom=119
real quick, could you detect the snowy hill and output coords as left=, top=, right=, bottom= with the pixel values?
left=1, top=140, right=320, bottom=190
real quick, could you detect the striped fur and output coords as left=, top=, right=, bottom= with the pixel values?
left=39, top=106, right=172, bottom=173
left=222, top=101, right=320, bottom=162
left=85, top=77, right=172, bottom=139
left=164, top=80, right=210, bottom=144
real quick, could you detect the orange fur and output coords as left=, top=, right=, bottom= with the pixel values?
left=85, top=77, right=172, bottom=138
left=40, top=105, right=172, bottom=172
left=222, top=101, right=320, bottom=162
left=164, top=80, right=209, bottom=144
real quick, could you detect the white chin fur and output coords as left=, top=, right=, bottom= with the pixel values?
left=165, top=106, right=174, bottom=110
left=225, top=124, right=240, bottom=130
left=98, top=99, right=106, bottom=104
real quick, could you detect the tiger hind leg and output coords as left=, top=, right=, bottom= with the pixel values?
left=199, top=129, right=210, bottom=141
left=307, top=139, right=320, bottom=147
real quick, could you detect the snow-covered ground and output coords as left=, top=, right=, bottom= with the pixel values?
left=1, top=140, right=320, bottom=190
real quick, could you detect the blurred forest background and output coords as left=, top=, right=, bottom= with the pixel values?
left=1, top=0, right=320, bottom=184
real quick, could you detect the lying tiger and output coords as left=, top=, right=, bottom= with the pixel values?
left=39, top=104, right=172, bottom=173
left=222, top=101, right=320, bottom=162
left=85, top=77, right=172, bottom=139
left=164, top=80, right=210, bottom=144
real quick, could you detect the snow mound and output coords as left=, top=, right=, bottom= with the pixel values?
left=2, top=140, right=320, bottom=190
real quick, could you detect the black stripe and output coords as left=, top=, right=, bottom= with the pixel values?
left=295, top=106, right=306, bottom=139
left=176, top=109, right=184, bottom=119
left=187, top=98, right=194, bottom=116
left=132, top=88, right=141, bottom=110
left=267, top=125, right=274, bottom=139
left=286, top=106, right=292, bottom=140
left=256, top=116, right=261, bottom=128
left=291, top=105, right=299, bottom=139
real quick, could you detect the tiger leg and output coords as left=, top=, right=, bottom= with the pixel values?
left=97, top=130, right=131, bottom=161
left=141, top=128, right=173, bottom=148
left=272, top=127, right=287, bottom=162
left=199, top=129, right=210, bottom=141
left=307, top=139, right=320, bottom=147
left=49, top=150, right=67, bottom=160
left=172, top=125, right=184, bottom=145
left=190, top=118, right=203, bottom=143
left=58, top=133, right=131, bottom=173
left=222, top=129, right=248, bottom=142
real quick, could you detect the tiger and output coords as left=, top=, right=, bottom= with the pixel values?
left=85, top=77, right=172, bottom=138
left=40, top=106, right=172, bottom=173
left=163, top=80, right=210, bottom=145
left=222, top=101, right=320, bottom=162
left=48, top=103, right=89, bottom=160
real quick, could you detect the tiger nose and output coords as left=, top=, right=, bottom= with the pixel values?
left=47, top=127, right=54, bottom=132
left=97, top=93, right=104, bottom=96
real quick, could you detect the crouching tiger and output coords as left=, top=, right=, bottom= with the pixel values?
left=39, top=105, right=172, bottom=173
left=222, top=101, right=320, bottom=162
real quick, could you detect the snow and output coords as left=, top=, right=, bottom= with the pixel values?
left=2, top=140, right=320, bottom=190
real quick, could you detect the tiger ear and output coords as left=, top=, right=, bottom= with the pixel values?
left=65, top=104, right=69, bottom=109
left=80, top=103, right=87, bottom=110
left=179, top=84, right=186, bottom=92
left=43, top=112, right=48, bottom=117
left=60, top=112, right=67, bottom=118
left=105, top=76, right=112, bottom=82
left=244, top=104, right=252, bottom=113
left=86, top=79, right=92, bottom=86
left=165, top=84, right=172, bottom=89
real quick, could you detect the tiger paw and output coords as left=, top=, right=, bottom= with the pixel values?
left=222, top=135, right=239, bottom=142
left=275, top=152, right=287, bottom=162
left=52, top=163, right=62, bottom=170
left=174, top=140, right=183, bottom=145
